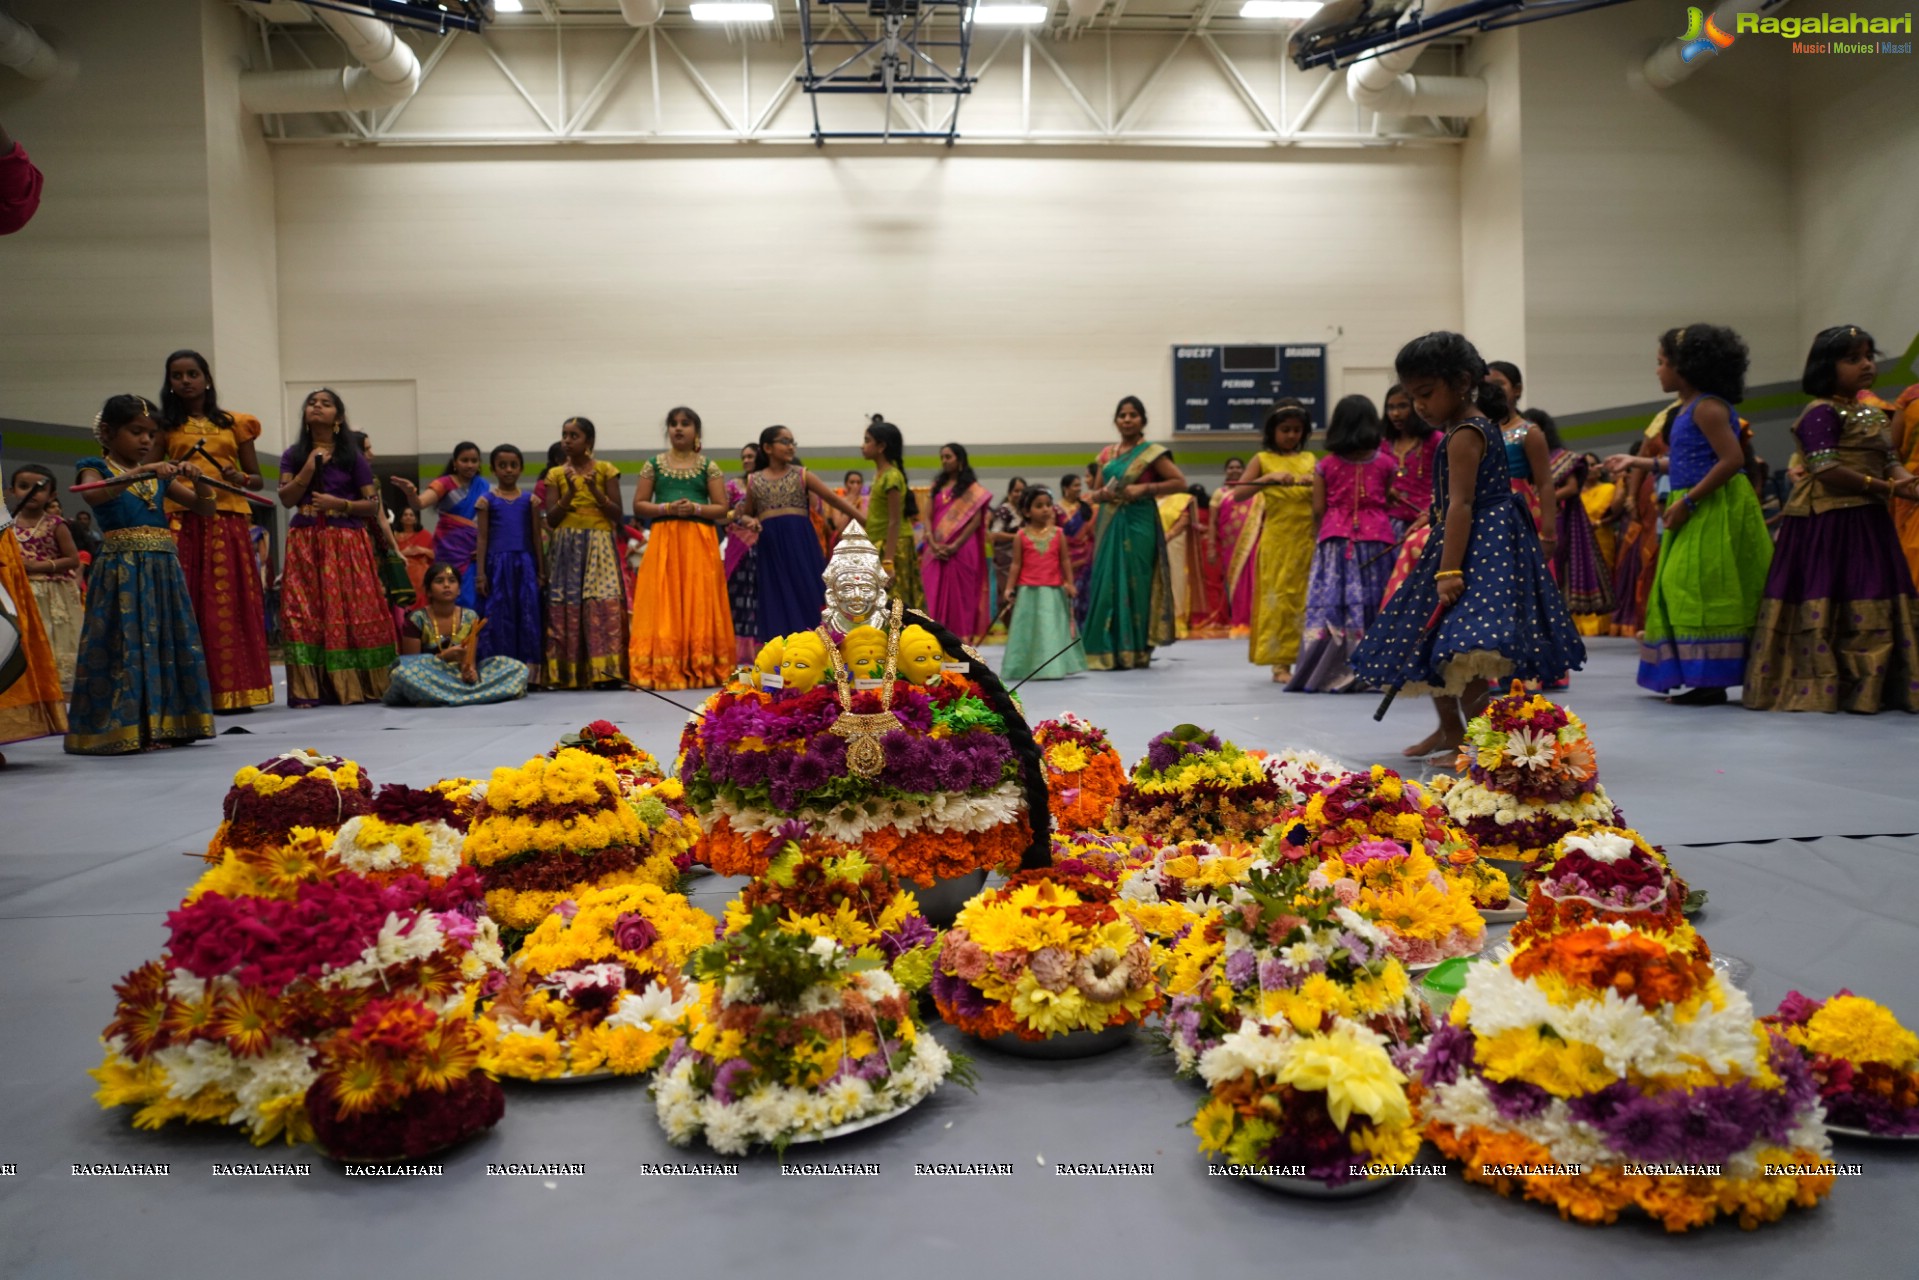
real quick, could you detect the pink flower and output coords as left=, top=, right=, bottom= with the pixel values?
left=613, top=912, right=659, bottom=954
left=947, top=938, right=990, bottom=984
left=1029, top=947, right=1075, bottom=992
left=1332, top=878, right=1360, bottom=906
left=990, top=950, right=1029, bottom=983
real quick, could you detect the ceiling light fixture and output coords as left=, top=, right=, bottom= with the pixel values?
left=493, top=0, right=525, bottom=12
left=690, top=1, right=776, bottom=20
left=970, top=3, right=1050, bottom=25
left=1238, top=0, right=1322, bottom=18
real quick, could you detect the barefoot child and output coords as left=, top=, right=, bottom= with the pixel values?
left=1351, top=333, right=1586, bottom=761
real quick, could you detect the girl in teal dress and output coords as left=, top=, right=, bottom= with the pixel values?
left=1083, top=395, right=1186, bottom=670
left=1000, top=486, right=1086, bottom=683
left=385, top=562, right=530, bottom=706
left=66, top=395, right=217, bottom=755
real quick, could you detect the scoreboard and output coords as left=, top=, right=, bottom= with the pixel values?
left=1172, top=343, right=1327, bottom=436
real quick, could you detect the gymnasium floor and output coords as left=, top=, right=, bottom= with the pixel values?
left=3, top=636, right=1915, bottom=1278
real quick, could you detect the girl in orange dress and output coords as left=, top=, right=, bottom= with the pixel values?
left=160, top=349, right=275, bottom=711
left=628, top=407, right=735, bottom=690
left=0, top=459, right=69, bottom=756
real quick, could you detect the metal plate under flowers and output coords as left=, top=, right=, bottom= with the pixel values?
left=787, top=1098, right=921, bottom=1145
left=977, top=1023, right=1133, bottom=1059
left=914, top=869, right=988, bottom=929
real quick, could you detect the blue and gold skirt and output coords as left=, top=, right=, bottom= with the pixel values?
left=65, top=534, right=215, bottom=754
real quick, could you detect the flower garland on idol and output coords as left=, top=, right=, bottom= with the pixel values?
left=1162, top=862, right=1430, bottom=1080
left=1264, top=764, right=1510, bottom=911
left=1766, top=991, right=1919, bottom=1136
left=722, top=834, right=940, bottom=995
left=653, top=908, right=968, bottom=1154
left=478, top=883, right=717, bottom=1081
left=1108, top=725, right=1286, bottom=845
left=931, top=869, right=1161, bottom=1042
left=680, top=621, right=1030, bottom=887
left=462, top=749, right=681, bottom=934
left=1430, top=683, right=1621, bottom=867
left=92, top=762, right=507, bottom=1156
left=1192, top=1017, right=1423, bottom=1188
left=1415, top=920, right=1835, bottom=1231
left=1032, top=714, right=1127, bottom=834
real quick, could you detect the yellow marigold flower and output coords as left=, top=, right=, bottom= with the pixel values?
left=1475, top=1027, right=1614, bottom=1097
left=484, top=1029, right=567, bottom=1081
left=1800, top=995, right=1919, bottom=1067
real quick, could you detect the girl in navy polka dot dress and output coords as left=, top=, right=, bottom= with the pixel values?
left=1351, top=332, right=1586, bottom=760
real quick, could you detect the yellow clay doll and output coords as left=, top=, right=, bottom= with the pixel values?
left=778, top=631, right=830, bottom=694
left=841, top=625, right=888, bottom=683
left=897, top=624, right=946, bottom=686
left=752, top=636, right=785, bottom=688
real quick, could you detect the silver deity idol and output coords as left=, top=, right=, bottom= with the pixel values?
left=820, top=519, right=892, bottom=632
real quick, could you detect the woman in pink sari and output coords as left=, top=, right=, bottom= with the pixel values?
left=922, top=442, right=993, bottom=643
left=1213, top=456, right=1262, bottom=636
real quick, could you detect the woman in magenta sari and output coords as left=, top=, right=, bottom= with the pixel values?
left=392, top=442, right=488, bottom=610
left=922, top=442, right=994, bottom=644
left=1213, top=456, right=1261, bottom=636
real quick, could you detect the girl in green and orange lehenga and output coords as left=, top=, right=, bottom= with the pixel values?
left=1232, top=401, right=1317, bottom=681
left=1082, top=395, right=1186, bottom=671
left=627, top=407, right=734, bottom=691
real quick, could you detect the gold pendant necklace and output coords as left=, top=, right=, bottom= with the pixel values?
left=824, top=599, right=905, bottom=779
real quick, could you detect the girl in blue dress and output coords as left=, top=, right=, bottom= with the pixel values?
left=1351, top=333, right=1586, bottom=761
left=66, top=395, right=217, bottom=755
left=474, top=444, right=545, bottom=684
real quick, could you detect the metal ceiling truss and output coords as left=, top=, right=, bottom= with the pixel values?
left=250, top=15, right=1465, bottom=148
left=1289, top=0, right=1634, bottom=70
left=243, top=0, right=491, bottom=35
left=797, top=0, right=975, bottom=145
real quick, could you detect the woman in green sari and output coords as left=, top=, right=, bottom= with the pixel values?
left=1082, top=395, right=1187, bottom=670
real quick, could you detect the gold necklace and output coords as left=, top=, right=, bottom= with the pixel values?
left=823, top=598, right=905, bottom=779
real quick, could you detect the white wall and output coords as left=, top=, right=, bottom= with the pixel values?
left=273, top=145, right=1462, bottom=459
left=202, top=0, right=283, bottom=443
left=1459, top=26, right=1527, bottom=376
left=1789, top=44, right=1919, bottom=372
left=0, top=0, right=216, bottom=425
left=1513, top=2, right=1800, bottom=414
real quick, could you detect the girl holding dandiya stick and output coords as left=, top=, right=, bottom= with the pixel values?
left=159, top=349, right=274, bottom=711
left=1351, top=333, right=1584, bottom=762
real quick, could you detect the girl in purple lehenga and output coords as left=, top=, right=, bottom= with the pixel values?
left=1530, top=411, right=1614, bottom=618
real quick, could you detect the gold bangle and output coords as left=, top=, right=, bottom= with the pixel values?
left=1435, top=569, right=1464, bottom=580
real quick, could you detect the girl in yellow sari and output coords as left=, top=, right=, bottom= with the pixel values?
left=1232, top=401, right=1316, bottom=681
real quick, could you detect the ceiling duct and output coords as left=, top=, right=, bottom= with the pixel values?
left=0, top=10, right=64, bottom=80
left=241, top=4, right=423, bottom=114
left=1292, top=0, right=1634, bottom=69
left=1346, top=0, right=1486, bottom=117
left=618, top=0, right=668, bottom=25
